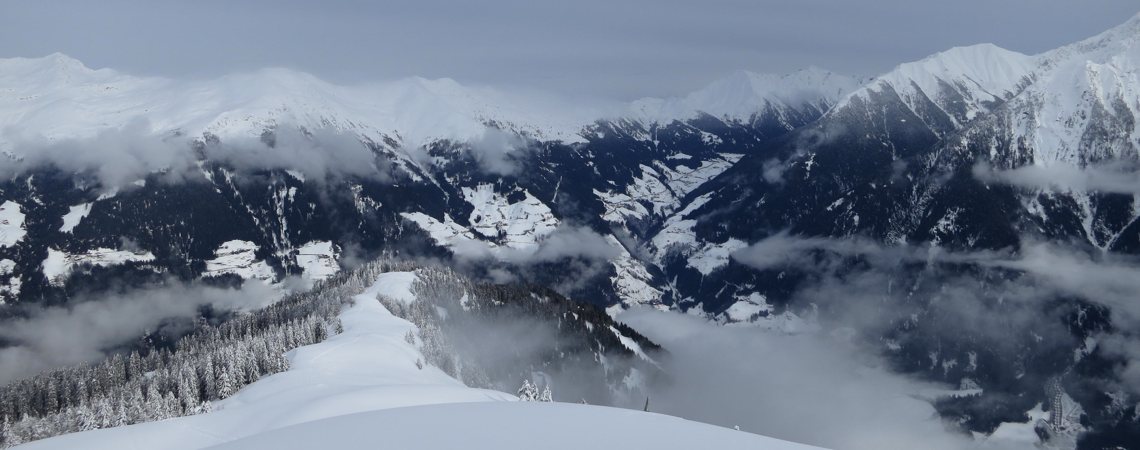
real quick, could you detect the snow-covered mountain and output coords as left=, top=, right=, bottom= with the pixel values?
left=0, top=51, right=856, bottom=312
left=0, top=53, right=604, bottom=150
left=0, top=53, right=855, bottom=152
left=626, top=13, right=1140, bottom=449
left=832, top=43, right=1036, bottom=132
left=632, top=67, right=858, bottom=125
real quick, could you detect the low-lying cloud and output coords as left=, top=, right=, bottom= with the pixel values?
left=466, top=128, right=532, bottom=176
left=0, top=280, right=279, bottom=384
left=732, top=231, right=1140, bottom=403
left=1, top=119, right=196, bottom=189
left=973, top=161, right=1140, bottom=194
left=0, top=122, right=395, bottom=189
left=202, top=126, right=392, bottom=182
left=732, top=232, right=1140, bottom=330
left=619, top=308, right=975, bottom=450
left=451, top=224, right=620, bottom=265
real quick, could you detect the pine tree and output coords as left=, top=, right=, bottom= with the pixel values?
left=517, top=380, right=538, bottom=401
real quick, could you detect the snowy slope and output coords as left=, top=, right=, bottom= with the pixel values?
left=400, top=183, right=559, bottom=255
left=14, top=271, right=511, bottom=450
left=595, top=155, right=742, bottom=224
left=0, top=54, right=607, bottom=152
left=203, top=240, right=276, bottom=282
left=15, top=271, right=822, bottom=450
left=206, top=402, right=822, bottom=450
left=293, top=240, right=340, bottom=281
left=0, top=53, right=862, bottom=157
left=1001, top=13, right=1140, bottom=165
left=835, top=43, right=1035, bottom=128
left=924, top=13, right=1140, bottom=250
left=41, top=247, right=156, bottom=286
left=57, top=203, right=91, bottom=234
left=0, top=201, right=26, bottom=248
left=632, top=67, right=858, bottom=124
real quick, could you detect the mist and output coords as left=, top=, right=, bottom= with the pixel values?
left=0, top=122, right=395, bottom=190
left=0, top=119, right=196, bottom=189
left=620, top=308, right=976, bottom=450
left=973, top=161, right=1140, bottom=195
left=549, top=231, right=1139, bottom=447
left=0, top=280, right=280, bottom=384
left=732, top=232, right=1140, bottom=333
left=449, top=224, right=618, bottom=267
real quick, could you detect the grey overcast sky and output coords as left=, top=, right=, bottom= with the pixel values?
left=2, top=0, right=1138, bottom=99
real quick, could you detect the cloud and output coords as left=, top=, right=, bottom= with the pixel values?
left=0, top=122, right=394, bottom=189
left=450, top=224, right=620, bottom=265
left=0, top=280, right=280, bottom=384
left=980, top=243, right=1140, bottom=330
left=736, top=232, right=1140, bottom=328
left=3, top=0, right=1136, bottom=99
left=972, top=161, right=1140, bottom=194
left=619, top=308, right=975, bottom=450
left=761, top=158, right=786, bottom=184
left=0, top=119, right=197, bottom=189
left=730, top=231, right=902, bottom=270
left=466, top=128, right=531, bottom=176
left=731, top=232, right=1140, bottom=318
left=203, top=127, right=393, bottom=182
left=732, top=231, right=1140, bottom=396
left=442, top=225, right=622, bottom=295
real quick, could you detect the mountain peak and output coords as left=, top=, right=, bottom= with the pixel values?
left=0, top=52, right=98, bottom=78
left=631, top=68, right=857, bottom=124
left=1040, top=11, right=1140, bottom=68
left=893, top=43, right=1033, bottom=89
left=831, top=42, right=1035, bottom=127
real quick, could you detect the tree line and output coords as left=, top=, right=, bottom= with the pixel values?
left=0, top=258, right=415, bottom=447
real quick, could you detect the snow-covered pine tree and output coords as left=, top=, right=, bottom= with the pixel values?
left=517, top=380, right=538, bottom=401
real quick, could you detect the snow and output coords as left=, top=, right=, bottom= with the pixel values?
left=400, top=184, right=561, bottom=259
left=284, top=170, right=305, bottom=182
left=606, top=235, right=666, bottom=310
left=0, top=54, right=612, bottom=156
left=41, top=247, right=156, bottom=286
left=632, top=67, right=858, bottom=124
left=15, top=270, right=821, bottom=450
left=0, top=258, right=20, bottom=301
left=400, top=212, right=478, bottom=247
left=462, top=184, right=558, bottom=250
left=203, top=240, right=276, bottom=282
left=835, top=43, right=1036, bottom=128
left=687, top=238, right=748, bottom=276
left=980, top=403, right=1048, bottom=448
left=649, top=192, right=712, bottom=262
left=596, top=155, right=741, bottom=225
left=829, top=12, right=1140, bottom=173
left=1003, top=13, right=1140, bottom=167
left=206, top=402, right=821, bottom=450
left=721, top=294, right=772, bottom=323
left=0, top=53, right=863, bottom=162
left=0, top=201, right=27, bottom=248
left=609, top=326, right=657, bottom=364
left=404, top=201, right=661, bottom=310
left=40, top=249, right=67, bottom=284
left=293, top=240, right=339, bottom=281
left=58, top=203, right=91, bottom=233
left=368, top=271, right=418, bottom=305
